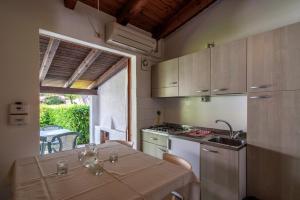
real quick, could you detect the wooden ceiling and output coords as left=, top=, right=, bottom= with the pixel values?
left=39, top=35, right=128, bottom=94
left=64, top=0, right=217, bottom=39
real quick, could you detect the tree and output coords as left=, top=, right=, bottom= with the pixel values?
left=44, top=96, right=65, bottom=105
left=64, top=94, right=80, bottom=104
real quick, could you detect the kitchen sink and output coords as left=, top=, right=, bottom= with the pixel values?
left=208, top=137, right=245, bottom=147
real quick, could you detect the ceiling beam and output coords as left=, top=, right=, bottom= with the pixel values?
left=40, top=86, right=97, bottom=95
left=39, top=38, right=60, bottom=82
left=64, top=49, right=102, bottom=88
left=64, top=0, right=78, bottom=9
left=88, top=57, right=128, bottom=89
left=117, top=0, right=148, bottom=25
left=153, top=0, right=216, bottom=39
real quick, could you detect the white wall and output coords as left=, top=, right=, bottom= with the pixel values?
left=98, top=68, right=128, bottom=133
left=162, top=0, right=300, bottom=131
left=164, top=96, right=247, bottom=131
left=165, top=0, right=300, bottom=58
left=0, top=1, right=162, bottom=198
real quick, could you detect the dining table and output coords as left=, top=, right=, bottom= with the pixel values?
left=13, top=142, right=197, bottom=200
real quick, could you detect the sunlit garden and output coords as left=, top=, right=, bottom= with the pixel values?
left=40, top=94, right=90, bottom=145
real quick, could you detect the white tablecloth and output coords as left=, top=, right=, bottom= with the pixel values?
left=13, top=142, right=196, bottom=200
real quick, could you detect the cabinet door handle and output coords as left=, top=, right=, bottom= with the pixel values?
left=249, top=95, right=271, bottom=99
left=213, top=88, right=228, bottom=92
left=158, top=148, right=167, bottom=153
left=250, top=85, right=271, bottom=89
left=202, top=148, right=219, bottom=153
left=170, top=81, right=178, bottom=85
left=150, top=137, right=158, bottom=140
left=196, top=89, right=209, bottom=93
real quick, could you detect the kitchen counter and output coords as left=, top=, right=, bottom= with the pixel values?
left=141, top=124, right=247, bottom=151
left=169, top=133, right=246, bottom=151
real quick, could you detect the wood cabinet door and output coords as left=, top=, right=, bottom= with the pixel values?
left=151, top=58, right=178, bottom=89
left=201, top=145, right=239, bottom=200
left=247, top=22, right=300, bottom=92
left=179, top=49, right=211, bottom=96
left=280, top=22, right=300, bottom=91
left=211, top=39, right=247, bottom=95
left=247, top=90, right=300, bottom=199
left=247, top=29, right=281, bottom=92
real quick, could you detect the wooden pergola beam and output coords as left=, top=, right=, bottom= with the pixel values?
left=88, top=57, right=128, bottom=89
left=39, top=38, right=60, bottom=82
left=153, top=0, right=216, bottom=39
left=40, top=86, right=98, bottom=95
left=64, top=0, right=78, bottom=9
left=64, top=49, right=102, bottom=88
left=117, top=0, right=148, bottom=25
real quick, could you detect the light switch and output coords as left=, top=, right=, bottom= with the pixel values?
left=9, top=102, right=28, bottom=114
left=9, top=114, right=29, bottom=126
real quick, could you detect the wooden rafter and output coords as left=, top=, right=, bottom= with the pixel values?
left=64, top=0, right=78, bottom=9
left=117, top=0, right=148, bottom=25
left=40, top=86, right=97, bottom=95
left=154, top=0, right=216, bottom=39
left=64, top=49, right=102, bottom=88
left=88, top=57, right=128, bottom=89
left=39, top=38, right=60, bottom=82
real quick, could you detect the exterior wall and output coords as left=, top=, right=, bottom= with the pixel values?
left=97, top=68, right=128, bottom=138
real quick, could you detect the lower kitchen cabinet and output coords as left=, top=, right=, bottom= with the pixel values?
left=142, top=131, right=168, bottom=159
left=142, top=141, right=167, bottom=159
left=201, top=145, right=246, bottom=200
left=247, top=90, right=300, bottom=199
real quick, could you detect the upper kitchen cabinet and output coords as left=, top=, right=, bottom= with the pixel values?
left=280, top=22, right=300, bottom=91
left=211, top=39, right=247, bottom=95
left=247, top=22, right=300, bottom=92
left=179, top=49, right=211, bottom=96
left=151, top=58, right=179, bottom=97
left=247, top=29, right=281, bottom=92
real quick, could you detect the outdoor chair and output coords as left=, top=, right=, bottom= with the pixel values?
left=39, top=137, right=47, bottom=155
left=41, top=125, right=63, bottom=131
left=49, top=132, right=79, bottom=153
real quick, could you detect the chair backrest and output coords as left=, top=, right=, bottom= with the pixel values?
left=51, top=132, right=79, bottom=152
left=41, top=125, right=63, bottom=131
left=163, top=153, right=192, bottom=171
left=105, top=140, right=134, bottom=148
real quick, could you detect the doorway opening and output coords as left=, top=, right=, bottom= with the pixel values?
left=38, top=31, right=132, bottom=155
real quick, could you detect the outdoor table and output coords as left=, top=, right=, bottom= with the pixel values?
left=40, top=129, right=72, bottom=154
left=40, top=129, right=72, bottom=138
left=13, top=142, right=196, bottom=200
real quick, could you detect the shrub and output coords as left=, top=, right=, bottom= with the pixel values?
left=40, top=104, right=89, bottom=144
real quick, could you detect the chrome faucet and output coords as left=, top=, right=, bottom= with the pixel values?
left=215, top=120, right=234, bottom=138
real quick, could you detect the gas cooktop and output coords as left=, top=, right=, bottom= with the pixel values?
left=143, top=123, right=216, bottom=138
